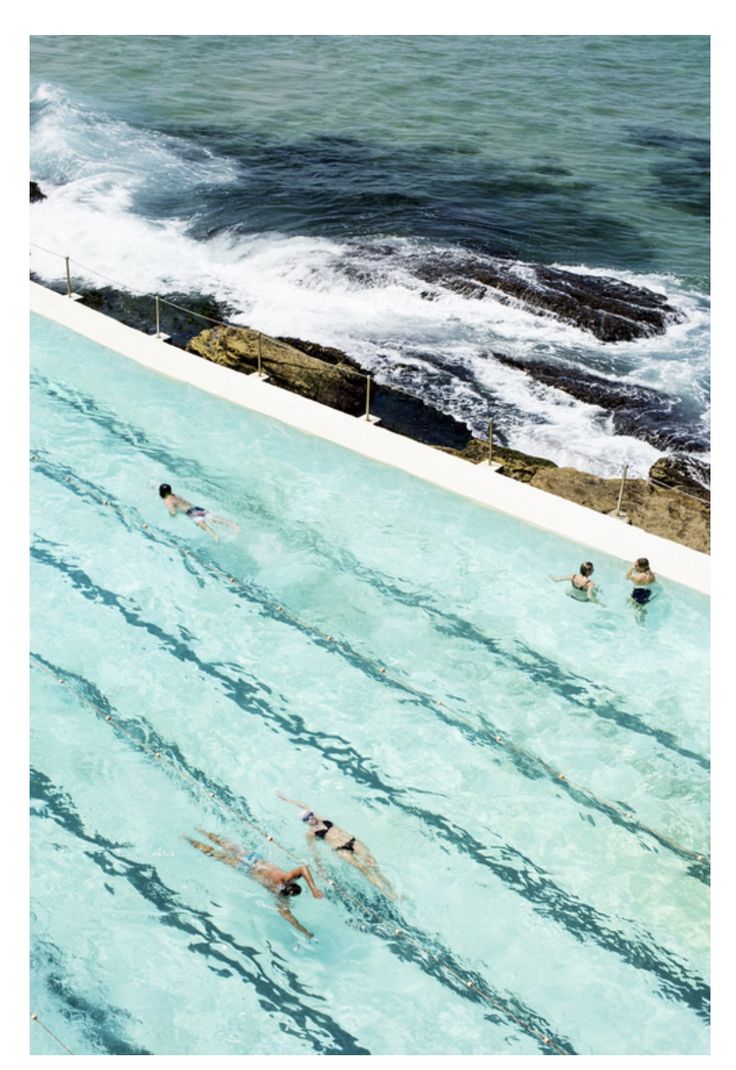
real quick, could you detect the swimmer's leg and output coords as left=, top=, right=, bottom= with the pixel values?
left=336, top=845, right=396, bottom=899
left=196, top=829, right=242, bottom=853
left=211, top=514, right=240, bottom=533
left=184, top=836, right=239, bottom=867
left=198, top=520, right=220, bottom=541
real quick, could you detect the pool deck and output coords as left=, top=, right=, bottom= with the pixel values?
left=30, top=281, right=710, bottom=595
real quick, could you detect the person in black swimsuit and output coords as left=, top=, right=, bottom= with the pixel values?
left=626, top=558, right=657, bottom=618
left=277, top=794, right=396, bottom=898
left=550, top=561, right=598, bottom=602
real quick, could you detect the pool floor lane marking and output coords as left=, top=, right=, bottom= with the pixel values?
left=29, top=459, right=710, bottom=871
left=31, top=658, right=576, bottom=1056
left=31, top=652, right=710, bottom=1032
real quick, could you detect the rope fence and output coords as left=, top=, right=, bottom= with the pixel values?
left=30, top=243, right=371, bottom=395
left=30, top=242, right=711, bottom=506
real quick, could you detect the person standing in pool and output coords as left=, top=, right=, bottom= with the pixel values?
left=159, top=483, right=239, bottom=541
left=277, top=793, right=396, bottom=898
left=550, top=561, right=598, bottom=602
left=626, top=558, right=656, bottom=613
left=185, top=829, right=324, bottom=937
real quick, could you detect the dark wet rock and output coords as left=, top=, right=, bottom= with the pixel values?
left=73, top=285, right=232, bottom=349
left=30, top=181, right=47, bottom=203
left=412, top=253, right=684, bottom=342
left=530, top=467, right=709, bottom=553
left=492, top=352, right=706, bottom=453
left=370, top=388, right=473, bottom=450
left=187, top=326, right=366, bottom=415
left=280, top=339, right=475, bottom=450
left=649, top=455, right=710, bottom=502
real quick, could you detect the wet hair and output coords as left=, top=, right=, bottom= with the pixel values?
left=579, top=562, right=594, bottom=577
left=280, top=881, right=302, bottom=897
left=159, top=483, right=172, bottom=498
left=636, top=558, right=650, bottom=570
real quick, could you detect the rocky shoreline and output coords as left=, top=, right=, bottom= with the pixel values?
left=30, top=180, right=709, bottom=554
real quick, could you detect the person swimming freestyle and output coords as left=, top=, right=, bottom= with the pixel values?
left=159, top=483, right=239, bottom=542
left=185, top=829, right=324, bottom=937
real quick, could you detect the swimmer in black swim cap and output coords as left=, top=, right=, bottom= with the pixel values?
left=185, top=829, right=323, bottom=938
left=158, top=483, right=239, bottom=541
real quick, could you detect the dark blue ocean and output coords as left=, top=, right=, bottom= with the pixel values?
left=29, top=35, right=710, bottom=481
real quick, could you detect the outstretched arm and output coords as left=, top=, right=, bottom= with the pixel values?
left=277, top=900, right=313, bottom=938
left=550, top=575, right=573, bottom=582
left=283, top=864, right=324, bottom=898
left=276, top=792, right=310, bottom=810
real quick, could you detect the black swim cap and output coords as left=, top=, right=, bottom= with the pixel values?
left=280, top=881, right=302, bottom=897
left=159, top=483, right=172, bottom=498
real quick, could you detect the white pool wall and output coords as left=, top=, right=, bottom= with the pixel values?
left=30, top=282, right=710, bottom=595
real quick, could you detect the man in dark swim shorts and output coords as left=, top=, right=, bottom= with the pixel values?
left=158, top=483, right=239, bottom=541
left=626, top=558, right=656, bottom=612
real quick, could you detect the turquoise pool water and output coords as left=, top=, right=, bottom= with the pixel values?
left=30, top=312, right=709, bottom=1056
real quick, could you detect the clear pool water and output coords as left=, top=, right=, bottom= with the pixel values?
left=30, top=312, right=709, bottom=1056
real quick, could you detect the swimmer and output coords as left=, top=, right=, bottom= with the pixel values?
left=550, top=561, right=598, bottom=602
left=159, top=483, right=239, bottom=541
left=626, top=557, right=656, bottom=619
left=185, top=829, right=323, bottom=937
left=277, top=793, right=396, bottom=898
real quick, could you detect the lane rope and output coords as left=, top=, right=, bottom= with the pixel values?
left=29, top=460, right=709, bottom=869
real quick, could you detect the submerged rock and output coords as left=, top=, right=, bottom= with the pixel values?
left=412, top=253, right=684, bottom=342
left=30, top=181, right=46, bottom=202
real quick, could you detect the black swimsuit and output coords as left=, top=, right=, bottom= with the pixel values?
left=315, top=820, right=355, bottom=852
left=631, top=587, right=652, bottom=605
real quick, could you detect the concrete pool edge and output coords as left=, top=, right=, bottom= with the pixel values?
left=30, top=281, right=710, bottom=595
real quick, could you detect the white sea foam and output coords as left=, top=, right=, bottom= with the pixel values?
left=30, top=84, right=710, bottom=481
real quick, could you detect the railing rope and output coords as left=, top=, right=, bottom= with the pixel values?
left=28, top=242, right=711, bottom=507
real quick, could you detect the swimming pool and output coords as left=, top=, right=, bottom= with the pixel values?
left=30, top=311, right=709, bottom=1055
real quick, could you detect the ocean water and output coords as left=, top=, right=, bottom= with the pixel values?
left=30, top=313, right=709, bottom=1055
left=29, top=35, right=710, bottom=482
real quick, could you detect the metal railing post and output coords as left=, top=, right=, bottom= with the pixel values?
left=487, top=417, right=494, bottom=466
left=365, top=374, right=372, bottom=420
left=65, top=256, right=73, bottom=298
left=616, top=464, right=629, bottom=517
left=257, top=333, right=263, bottom=377
left=155, top=296, right=161, bottom=337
